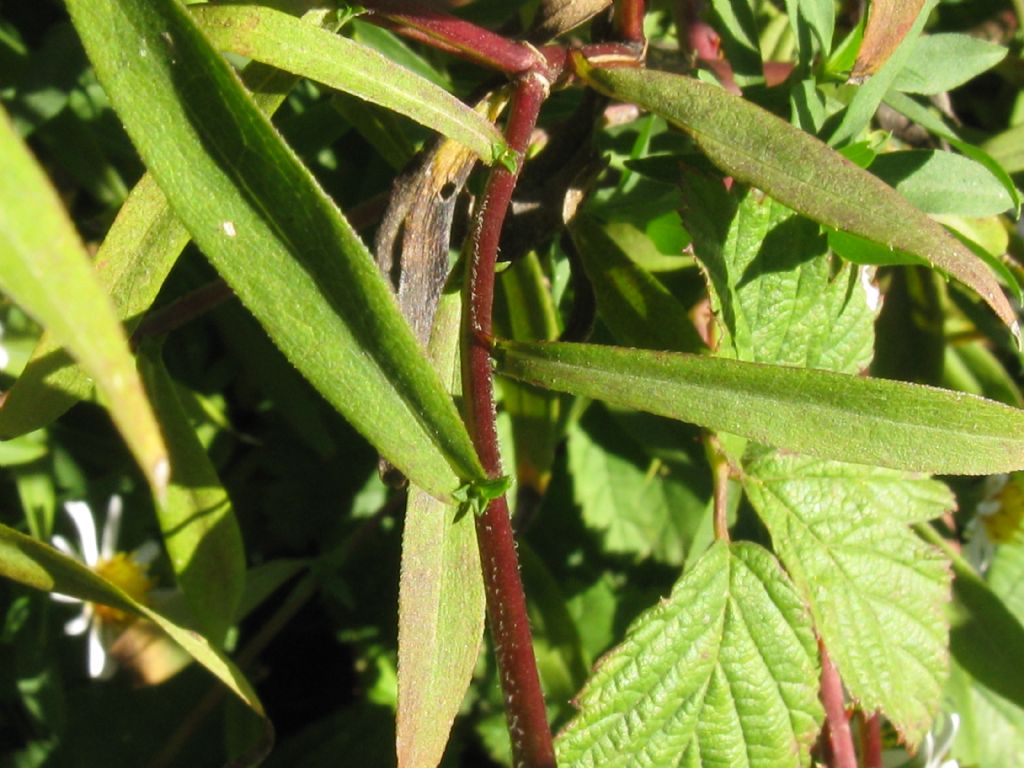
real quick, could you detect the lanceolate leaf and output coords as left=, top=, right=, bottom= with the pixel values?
left=556, top=541, right=822, bottom=767
left=0, top=106, right=168, bottom=496
left=0, top=522, right=263, bottom=715
left=572, top=58, right=1019, bottom=338
left=492, top=339, right=1024, bottom=475
left=66, top=0, right=487, bottom=499
left=397, top=289, right=485, bottom=768
left=0, top=7, right=344, bottom=439
left=891, top=34, right=1008, bottom=95
left=849, top=0, right=928, bottom=81
left=191, top=4, right=506, bottom=164
left=138, top=346, right=245, bottom=645
left=742, top=453, right=952, bottom=746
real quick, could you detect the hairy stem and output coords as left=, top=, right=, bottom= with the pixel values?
left=861, top=712, right=883, bottom=768
left=819, top=639, right=857, bottom=768
left=615, top=0, right=646, bottom=45
left=462, top=72, right=555, bottom=768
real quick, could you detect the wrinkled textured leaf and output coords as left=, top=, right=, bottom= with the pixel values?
left=743, top=453, right=952, bottom=746
left=0, top=106, right=167, bottom=495
left=493, top=338, right=1024, bottom=475
left=679, top=171, right=874, bottom=374
left=397, top=289, right=485, bottom=768
left=192, top=4, right=505, bottom=164
left=138, top=346, right=245, bottom=645
left=892, top=34, right=1007, bottom=95
left=0, top=522, right=263, bottom=714
left=574, top=58, right=1018, bottom=337
left=850, top=0, right=928, bottom=81
left=66, top=0, right=486, bottom=500
left=556, top=541, right=822, bottom=767
left=567, top=405, right=709, bottom=564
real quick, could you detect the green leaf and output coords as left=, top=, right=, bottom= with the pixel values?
left=556, top=541, right=823, bottom=767
left=0, top=106, right=168, bottom=496
left=66, top=0, right=487, bottom=499
left=742, top=453, right=952, bottom=746
left=191, top=4, right=505, bottom=164
left=398, top=491, right=484, bottom=768
left=573, top=58, right=1019, bottom=338
left=569, top=215, right=705, bottom=354
left=397, top=287, right=485, bottom=768
left=493, top=338, right=1024, bottom=475
left=0, top=8, right=343, bottom=439
left=870, top=150, right=1014, bottom=217
left=567, top=405, right=710, bottom=565
left=984, top=123, right=1024, bottom=175
left=892, top=34, right=1008, bottom=95
left=0, top=521, right=263, bottom=715
left=138, top=345, right=245, bottom=645
left=784, top=0, right=834, bottom=60
left=837, top=0, right=936, bottom=145
left=679, top=172, right=874, bottom=373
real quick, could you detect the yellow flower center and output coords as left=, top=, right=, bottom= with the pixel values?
left=93, top=553, right=153, bottom=624
left=983, top=478, right=1024, bottom=544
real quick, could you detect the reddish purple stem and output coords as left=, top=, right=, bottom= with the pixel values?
left=462, top=73, right=556, bottom=768
left=616, top=0, right=647, bottom=45
left=820, top=639, right=857, bottom=768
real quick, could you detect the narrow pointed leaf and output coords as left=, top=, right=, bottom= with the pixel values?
left=139, top=346, right=245, bottom=645
left=66, top=0, right=487, bottom=499
left=0, top=9, right=343, bottom=439
left=891, top=33, right=1007, bottom=95
left=743, top=453, right=952, bottom=746
left=556, top=541, right=822, bottom=767
left=850, top=0, right=928, bottom=81
left=493, top=339, right=1024, bottom=475
left=397, top=289, right=485, bottom=768
left=0, top=107, right=168, bottom=495
left=573, top=58, right=1018, bottom=337
left=0, top=522, right=263, bottom=715
left=191, top=4, right=505, bottom=164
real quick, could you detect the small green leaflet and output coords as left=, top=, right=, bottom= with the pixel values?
left=556, top=541, right=822, bottom=767
left=679, top=171, right=874, bottom=374
left=742, top=452, right=952, bottom=746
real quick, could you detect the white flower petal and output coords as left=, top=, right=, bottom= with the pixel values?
left=64, top=609, right=91, bottom=636
left=50, top=535, right=78, bottom=558
left=51, top=592, right=83, bottom=605
left=87, top=622, right=111, bottom=679
left=100, top=494, right=123, bottom=560
left=63, top=501, right=99, bottom=566
left=132, top=539, right=160, bottom=567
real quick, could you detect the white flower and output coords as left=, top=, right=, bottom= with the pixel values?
left=859, top=265, right=882, bottom=313
left=51, top=496, right=159, bottom=679
left=964, top=474, right=1024, bottom=573
left=0, top=318, right=9, bottom=370
left=918, top=711, right=960, bottom=768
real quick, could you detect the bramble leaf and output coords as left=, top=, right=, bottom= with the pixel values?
left=742, top=452, right=952, bottom=746
left=556, top=541, right=822, bottom=767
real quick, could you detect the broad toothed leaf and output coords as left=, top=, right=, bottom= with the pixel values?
left=742, top=452, right=953, bottom=746
left=556, top=541, right=822, bottom=767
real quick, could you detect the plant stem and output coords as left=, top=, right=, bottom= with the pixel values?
left=861, top=712, right=883, bottom=768
left=462, top=72, right=556, bottom=768
left=819, top=638, right=857, bottom=768
left=615, top=0, right=646, bottom=45
left=363, top=0, right=546, bottom=74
